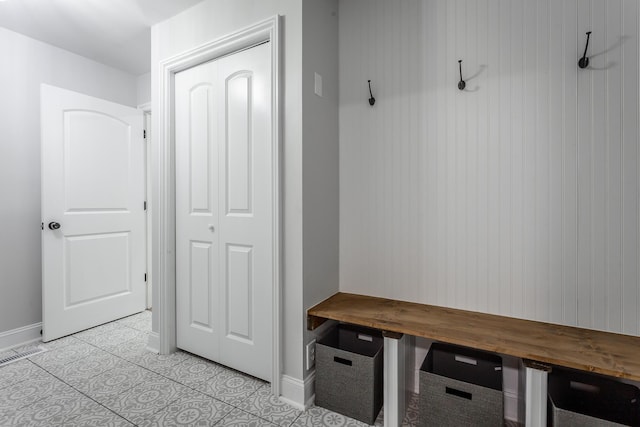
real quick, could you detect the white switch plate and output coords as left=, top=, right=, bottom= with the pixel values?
left=314, top=72, right=323, bottom=97
left=306, top=339, right=316, bottom=370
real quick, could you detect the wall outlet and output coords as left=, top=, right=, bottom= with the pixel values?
left=314, top=72, right=323, bottom=97
left=306, top=339, right=316, bottom=370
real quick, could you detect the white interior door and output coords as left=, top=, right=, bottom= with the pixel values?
left=175, top=42, right=273, bottom=381
left=41, top=84, right=146, bottom=341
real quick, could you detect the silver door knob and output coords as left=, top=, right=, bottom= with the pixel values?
left=208, top=224, right=215, bottom=232
left=48, top=222, right=61, bottom=230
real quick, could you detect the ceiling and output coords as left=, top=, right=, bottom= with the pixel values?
left=0, top=0, right=206, bottom=75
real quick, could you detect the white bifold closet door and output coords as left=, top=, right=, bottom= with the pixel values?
left=175, top=42, right=273, bottom=382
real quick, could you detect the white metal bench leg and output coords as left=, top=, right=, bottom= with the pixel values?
left=523, top=360, right=551, bottom=427
left=383, top=333, right=408, bottom=427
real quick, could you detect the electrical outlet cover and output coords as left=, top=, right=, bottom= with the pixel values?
left=306, top=339, right=316, bottom=370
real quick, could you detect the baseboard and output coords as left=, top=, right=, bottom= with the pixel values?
left=146, top=331, right=159, bottom=353
left=303, top=372, right=315, bottom=408
left=0, top=323, right=42, bottom=352
left=279, top=372, right=315, bottom=410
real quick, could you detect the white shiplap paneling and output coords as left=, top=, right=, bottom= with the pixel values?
left=339, top=0, right=640, bottom=335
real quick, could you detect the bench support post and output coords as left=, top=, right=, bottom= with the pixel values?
left=383, top=333, right=409, bottom=427
left=523, top=360, right=551, bottom=427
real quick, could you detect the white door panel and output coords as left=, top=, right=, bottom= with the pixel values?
left=42, top=84, right=146, bottom=341
left=217, top=44, right=272, bottom=380
left=176, top=42, right=272, bottom=381
left=176, top=59, right=220, bottom=361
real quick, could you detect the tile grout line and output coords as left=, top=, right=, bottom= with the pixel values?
left=25, top=357, right=136, bottom=426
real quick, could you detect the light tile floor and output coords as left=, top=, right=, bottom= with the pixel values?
left=0, top=311, right=422, bottom=426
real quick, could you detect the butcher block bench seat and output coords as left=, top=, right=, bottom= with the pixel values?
left=307, top=292, right=640, bottom=381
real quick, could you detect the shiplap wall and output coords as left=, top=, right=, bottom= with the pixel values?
left=339, top=0, right=640, bottom=335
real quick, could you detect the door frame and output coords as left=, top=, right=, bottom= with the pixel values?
left=138, top=103, right=152, bottom=310
left=155, top=16, right=282, bottom=396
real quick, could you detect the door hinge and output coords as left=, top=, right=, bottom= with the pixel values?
left=143, top=129, right=146, bottom=139
left=144, top=201, right=147, bottom=211
left=41, top=222, right=44, bottom=230
left=144, top=273, right=147, bottom=282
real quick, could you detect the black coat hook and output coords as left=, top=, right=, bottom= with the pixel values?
left=578, top=31, right=592, bottom=69
left=368, top=80, right=376, bottom=106
left=457, top=60, right=466, bottom=90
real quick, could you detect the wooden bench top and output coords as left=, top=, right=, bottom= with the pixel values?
left=307, top=292, right=640, bottom=381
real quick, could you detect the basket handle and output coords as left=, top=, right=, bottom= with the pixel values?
left=446, top=387, right=472, bottom=400
left=334, top=356, right=353, bottom=366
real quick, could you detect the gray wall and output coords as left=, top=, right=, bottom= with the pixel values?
left=301, top=0, right=340, bottom=375
left=0, top=26, right=138, bottom=335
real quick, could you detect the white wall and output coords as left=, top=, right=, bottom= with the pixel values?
left=340, top=0, right=640, bottom=335
left=301, top=0, right=340, bottom=375
left=0, top=27, right=138, bottom=336
left=136, top=72, right=151, bottom=106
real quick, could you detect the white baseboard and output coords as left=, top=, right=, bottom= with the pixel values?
left=146, top=331, right=159, bottom=353
left=0, top=323, right=42, bottom=352
left=279, top=373, right=315, bottom=410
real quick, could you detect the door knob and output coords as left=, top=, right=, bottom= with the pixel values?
left=48, top=222, right=61, bottom=230
left=208, top=224, right=215, bottom=232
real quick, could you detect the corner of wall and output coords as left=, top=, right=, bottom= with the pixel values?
left=280, top=371, right=315, bottom=410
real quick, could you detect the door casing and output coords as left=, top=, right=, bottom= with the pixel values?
left=155, top=16, right=282, bottom=396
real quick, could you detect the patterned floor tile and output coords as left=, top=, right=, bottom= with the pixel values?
left=45, top=349, right=128, bottom=387
left=62, top=398, right=133, bottom=427
left=42, top=335, right=85, bottom=349
left=116, top=310, right=152, bottom=332
left=0, top=374, right=74, bottom=410
left=1, top=403, right=49, bottom=426
left=0, top=359, right=50, bottom=390
left=103, top=337, right=148, bottom=360
left=220, top=408, right=279, bottom=426
left=28, top=341, right=99, bottom=369
left=291, top=405, right=370, bottom=427
left=138, top=391, right=233, bottom=427
left=237, top=385, right=302, bottom=427
left=0, top=407, right=17, bottom=426
left=154, top=355, right=224, bottom=386
left=74, top=321, right=133, bottom=341
left=76, top=326, right=147, bottom=349
left=5, top=387, right=89, bottom=426
left=191, top=367, right=265, bottom=405
left=105, top=337, right=191, bottom=371
left=75, top=362, right=156, bottom=403
left=101, top=374, right=189, bottom=425
left=126, top=347, right=191, bottom=372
